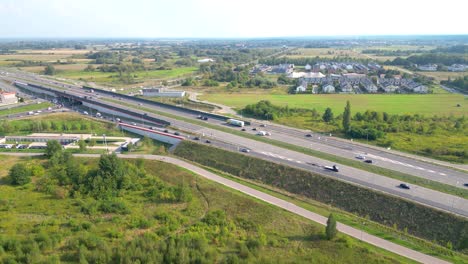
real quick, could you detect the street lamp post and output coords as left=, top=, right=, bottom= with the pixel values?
left=103, top=134, right=108, bottom=153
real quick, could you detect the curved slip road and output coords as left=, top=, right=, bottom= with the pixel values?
left=68, top=153, right=446, bottom=263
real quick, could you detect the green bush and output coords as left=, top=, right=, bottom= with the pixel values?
left=8, top=164, right=32, bottom=186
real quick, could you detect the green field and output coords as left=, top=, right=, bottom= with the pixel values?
left=200, top=93, right=468, bottom=116
left=55, top=67, right=198, bottom=83
left=0, top=155, right=410, bottom=263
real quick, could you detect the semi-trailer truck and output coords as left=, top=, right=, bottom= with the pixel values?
left=324, top=165, right=339, bottom=172
left=227, top=118, right=244, bottom=127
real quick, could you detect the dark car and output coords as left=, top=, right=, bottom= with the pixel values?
left=260, top=124, right=266, bottom=127
left=164, top=129, right=169, bottom=133
left=205, top=140, right=211, bottom=143
left=305, top=134, right=312, bottom=137
left=240, top=148, right=250, bottom=153
left=241, top=128, right=246, bottom=131
left=464, top=183, right=468, bottom=187
left=202, top=116, right=208, bottom=120
left=364, top=159, right=373, bottom=164
left=399, top=183, right=410, bottom=189
left=194, top=137, right=200, bottom=140
left=252, top=128, right=257, bottom=131
left=174, top=132, right=180, bottom=136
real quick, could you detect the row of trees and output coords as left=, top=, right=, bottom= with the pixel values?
left=441, top=76, right=468, bottom=93
left=386, top=54, right=467, bottom=67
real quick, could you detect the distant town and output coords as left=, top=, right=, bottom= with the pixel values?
left=251, top=62, right=430, bottom=94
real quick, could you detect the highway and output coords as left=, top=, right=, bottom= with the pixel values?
left=0, top=152, right=450, bottom=264
left=1, top=69, right=468, bottom=217
left=100, top=88, right=468, bottom=189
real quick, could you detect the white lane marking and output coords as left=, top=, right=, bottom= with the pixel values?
left=261, top=151, right=305, bottom=165
left=365, top=153, right=443, bottom=175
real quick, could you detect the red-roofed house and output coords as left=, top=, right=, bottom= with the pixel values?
left=0, top=91, right=17, bottom=105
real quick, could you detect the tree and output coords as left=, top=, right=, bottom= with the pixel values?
left=322, top=108, right=334, bottom=123
left=342, top=101, right=351, bottom=133
left=45, top=140, right=63, bottom=158
left=84, top=64, right=95, bottom=72
left=78, top=140, right=87, bottom=153
left=9, top=163, right=32, bottom=185
left=325, top=213, right=337, bottom=240
left=44, top=65, right=56, bottom=75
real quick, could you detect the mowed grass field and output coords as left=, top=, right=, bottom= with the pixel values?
left=200, top=93, right=468, bottom=116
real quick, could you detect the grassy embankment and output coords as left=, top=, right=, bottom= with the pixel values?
left=0, top=155, right=411, bottom=263
left=174, top=141, right=468, bottom=262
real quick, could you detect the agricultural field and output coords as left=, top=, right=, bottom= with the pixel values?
left=418, top=71, right=468, bottom=82
left=283, top=48, right=368, bottom=60
left=19, top=63, right=91, bottom=73
left=200, top=93, right=468, bottom=116
left=54, top=67, right=198, bottom=84
left=0, top=155, right=409, bottom=263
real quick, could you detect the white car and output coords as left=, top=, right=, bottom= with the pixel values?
left=356, top=155, right=366, bottom=160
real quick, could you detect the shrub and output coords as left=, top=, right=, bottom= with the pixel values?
left=8, top=163, right=32, bottom=185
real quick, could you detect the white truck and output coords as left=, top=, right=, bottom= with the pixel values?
left=227, top=118, right=244, bottom=127
left=256, top=131, right=271, bottom=136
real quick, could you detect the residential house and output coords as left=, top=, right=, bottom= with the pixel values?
left=417, top=64, right=437, bottom=71
left=295, top=81, right=307, bottom=93
left=0, top=91, right=17, bottom=105
left=271, top=64, right=294, bottom=74
left=340, top=82, right=353, bottom=93
left=322, top=84, right=335, bottom=93
left=448, top=64, right=466, bottom=72
left=383, top=84, right=399, bottom=93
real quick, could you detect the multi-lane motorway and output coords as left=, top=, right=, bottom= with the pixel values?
left=1, top=69, right=468, bottom=217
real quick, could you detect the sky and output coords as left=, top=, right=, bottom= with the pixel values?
left=0, top=0, right=467, bottom=38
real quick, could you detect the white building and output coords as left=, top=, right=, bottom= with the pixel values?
left=363, top=83, right=378, bottom=93
left=197, top=58, right=215, bottom=63
left=383, top=85, right=399, bottom=93
left=305, top=64, right=312, bottom=71
left=447, top=64, right=466, bottom=72
left=142, top=88, right=186, bottom=98
left=322, top=84, right=335, bottom=93
left=409, top=84, right=428, bottom=93
left=418, top=64, right=437, bottom=71
left=295, top=84, right=307, bottom=93
left=340, top=83, right=353, bottom=93
left=0, top=91, right=17, bottom=105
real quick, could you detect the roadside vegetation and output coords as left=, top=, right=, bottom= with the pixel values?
left=174, top=141, right=468, bottom=255
left=0, top=148, right=409, bottom=263
left=242, top=100, right=468, bottom=163
left=0, top=112, right=124, bottom=136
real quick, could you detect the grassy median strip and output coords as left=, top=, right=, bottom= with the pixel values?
left=194, top=163, right=467, bottom=264
left=104, top=98, right=468, bottom=199
left=0, top=102, right=54, bottom=117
